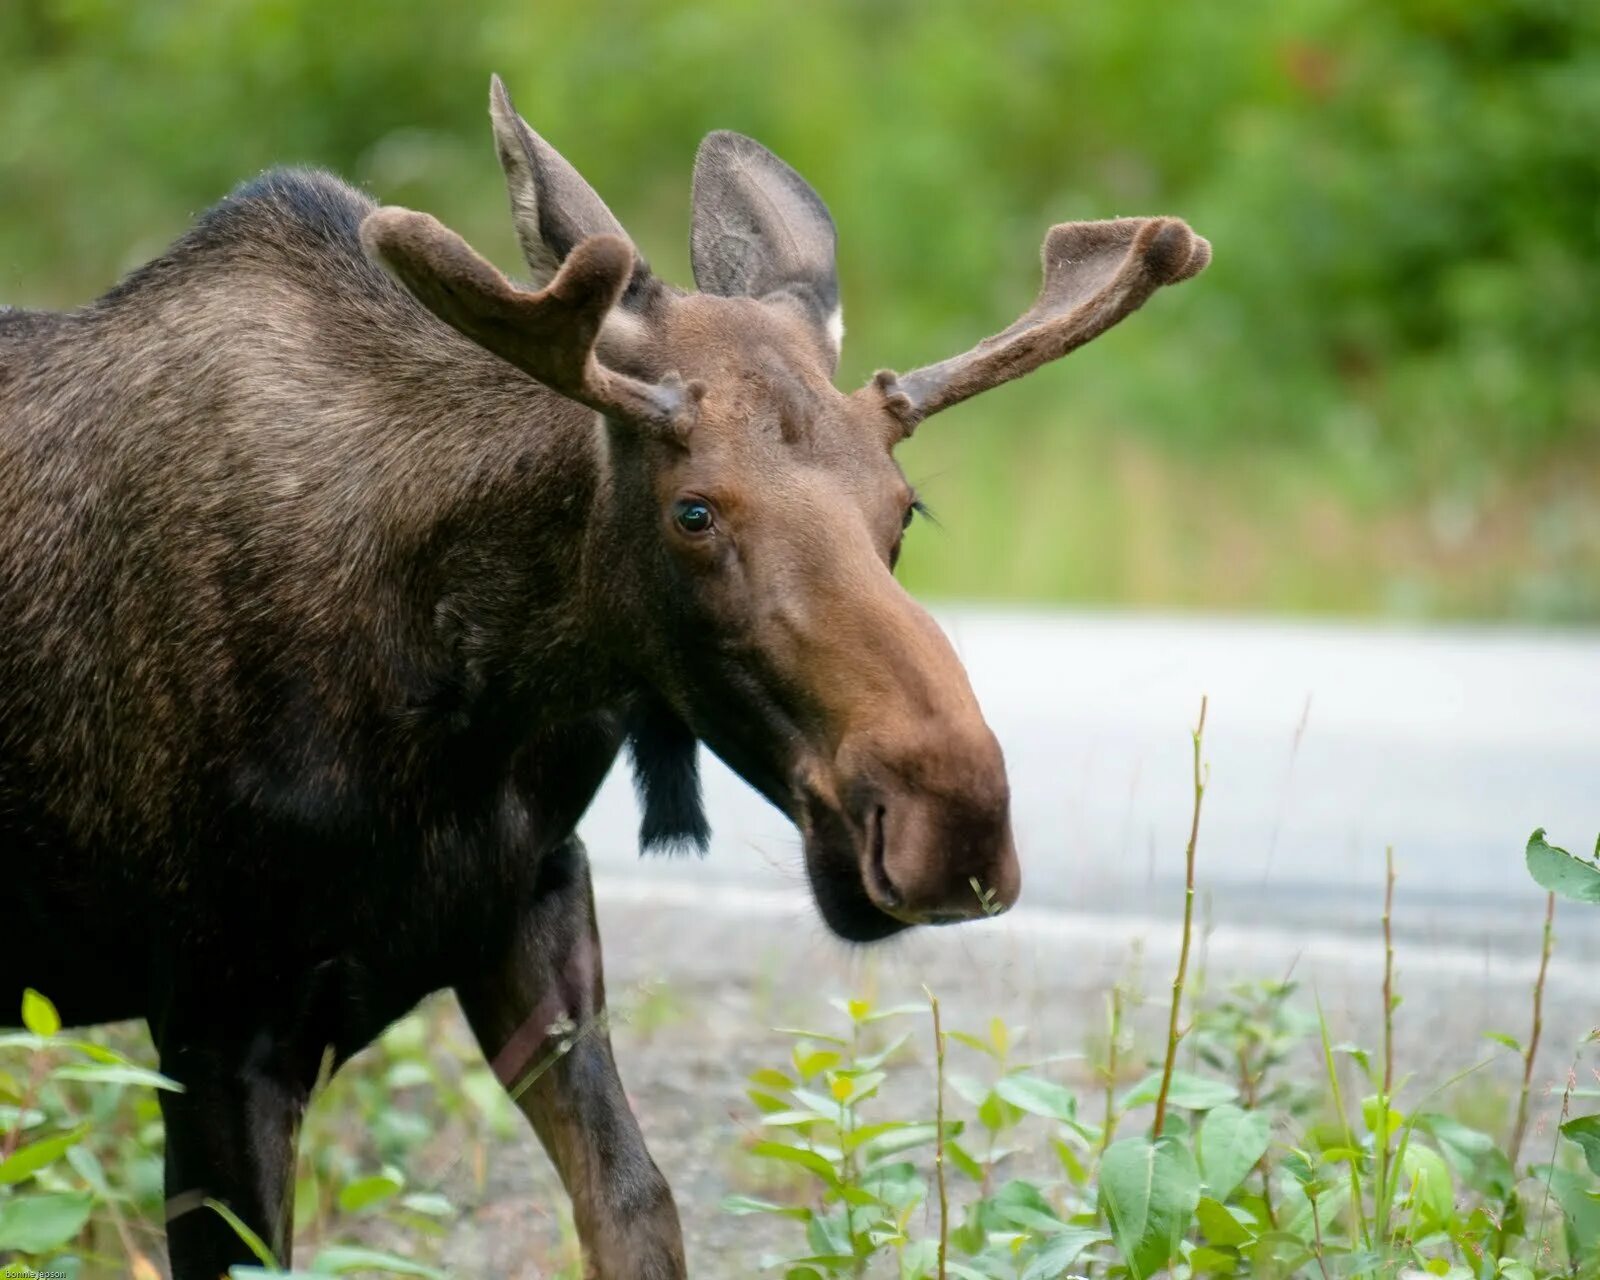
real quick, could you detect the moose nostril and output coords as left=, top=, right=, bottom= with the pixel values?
left=865, top=804, right=902, bottom=910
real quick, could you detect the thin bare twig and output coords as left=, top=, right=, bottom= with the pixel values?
left=1374, top=847, right=1397, bottom=1252
left=1189, top=887, right=1214, bottom=1073
left=1507, top=892, right=1556, bottom=1170
left=1101, top=985, right=1124, bottom=1156
left=924, top=987, right=949, bottom=1280
left=1533, top=1049, right=1586, bottom=1267
left=0, top=1053, right=48, bottom=1163
left=1382, top=846, right=1396, bottom=1097
left=1309, top=1193, right=1335, bottom=1280
left=1152, top=695, right=1208, bottom=1140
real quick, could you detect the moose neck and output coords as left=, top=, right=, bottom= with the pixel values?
left=358, top=343, right=642, bottom=731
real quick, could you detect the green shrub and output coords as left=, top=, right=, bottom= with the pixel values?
left=727, top=715, right=1600, bottom=1279
left=0, top=993, right=484, bottom=1278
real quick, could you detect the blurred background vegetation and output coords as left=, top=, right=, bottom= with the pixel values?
left=2, top=0, right=1596, bottom=620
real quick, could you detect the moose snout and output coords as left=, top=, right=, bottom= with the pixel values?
left=846, top=730, right=1021, bottom=927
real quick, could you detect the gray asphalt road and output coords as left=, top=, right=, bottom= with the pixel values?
left=580, top=609, right=1600, bottom=956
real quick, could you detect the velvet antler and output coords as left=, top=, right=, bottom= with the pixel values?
left=361, top=207, right=701, bottom=435
left=875, top=217, right=1209, bottom=429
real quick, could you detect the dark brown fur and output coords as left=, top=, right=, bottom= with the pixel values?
left=1, top=169, right=672, bottom=1274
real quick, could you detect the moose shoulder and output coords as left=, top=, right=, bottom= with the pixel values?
left=0, top=76, right=1207, bottom=1279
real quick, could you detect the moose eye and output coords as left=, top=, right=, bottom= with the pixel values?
left=674, top=498, right=715, bottom=535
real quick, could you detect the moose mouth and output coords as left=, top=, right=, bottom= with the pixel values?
left=684, top=697, right=1017, bottom=941
left=681, top=711, right=913, bottom=941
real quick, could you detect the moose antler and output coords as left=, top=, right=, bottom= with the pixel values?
left=361, top=208, right=701, bottom=435
left=876, top=217, right=1210, bottom=428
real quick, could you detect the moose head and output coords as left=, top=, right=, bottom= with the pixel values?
left=363, top=76, right=1209, bottom=943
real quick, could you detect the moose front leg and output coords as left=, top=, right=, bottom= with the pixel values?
left=456, top=837, right=686, bottom=1280
left=152, top=1030, right=310, bottom=1279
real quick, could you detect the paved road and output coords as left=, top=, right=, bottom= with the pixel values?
left=580, top=609, right=1600, bottom=956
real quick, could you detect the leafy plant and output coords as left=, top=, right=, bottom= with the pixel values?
left=726, top=992, right=1108, bottom=1279
left=730, top=944, right=1598, bottom=1279
left=0, top=991, right=496, bottom=1279
left=0, top=988, right=179, bottom=1278
left=1525, top=829, right=1600, bottom=905
left=729, top=714, right=1600, bottom=1279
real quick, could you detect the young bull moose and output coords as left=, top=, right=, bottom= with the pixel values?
left=0, top=77, right=1208, bottom=1277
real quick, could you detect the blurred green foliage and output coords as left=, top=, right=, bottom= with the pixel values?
left=2, top=0, right=1597, bottom=618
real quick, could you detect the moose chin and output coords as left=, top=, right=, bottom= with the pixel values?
left=0, top=74, right=1207, bottom=1279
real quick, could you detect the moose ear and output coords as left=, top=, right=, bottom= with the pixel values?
left=690, top=131, right=841, bottom=365
left=489, top=74, right=645, bottom=296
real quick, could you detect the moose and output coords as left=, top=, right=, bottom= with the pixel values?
left=0, top=76, right=1208, bottom=1277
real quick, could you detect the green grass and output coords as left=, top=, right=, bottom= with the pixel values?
left=897, top=416, right=1600, bottom=620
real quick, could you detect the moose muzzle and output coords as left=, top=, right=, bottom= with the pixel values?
left=836, top=716, right=1020, bottom=928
